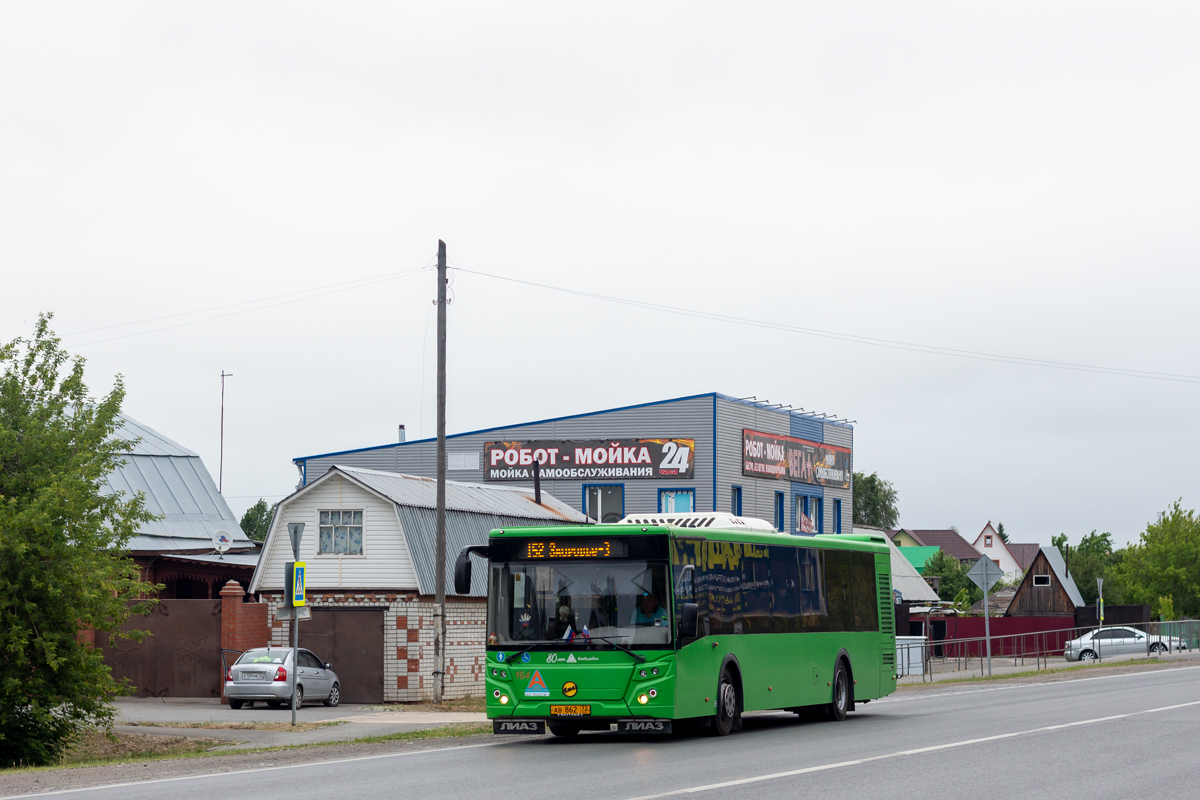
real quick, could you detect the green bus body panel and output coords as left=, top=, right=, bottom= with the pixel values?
left=484, top=523, right=896, bottom=721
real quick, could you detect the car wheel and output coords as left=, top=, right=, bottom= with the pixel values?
left=324, top=683, right=341, bottom=708
left=1079, top=649, right=1096, bottom=662
left=712, top=668, right=740, bottom=736
left=827, top=661, right=850, bottom=722
left=229, top=699, right=243, bottom=710
left=1150, top=643, right=1167, bottom=654
left=548, top=725, right=580, bottom=737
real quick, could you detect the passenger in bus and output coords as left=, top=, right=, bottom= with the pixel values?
left=632, top=591, right=669, bottom=627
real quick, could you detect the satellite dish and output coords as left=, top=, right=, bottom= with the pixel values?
left=212, top=530, right=232, bottom=554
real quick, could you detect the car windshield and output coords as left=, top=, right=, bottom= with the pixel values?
left=235, top=649, right=287, bottom=665
left=488, top=559, right=672, bottom=648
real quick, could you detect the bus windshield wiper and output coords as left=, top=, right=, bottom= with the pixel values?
left=580, top=635, right=647, bottom=663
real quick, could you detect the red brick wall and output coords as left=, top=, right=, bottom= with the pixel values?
left=219, top=581, right=270, bottom=702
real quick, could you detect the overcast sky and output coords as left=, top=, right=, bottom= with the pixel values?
left=3, top=3, right=1198, bottom=548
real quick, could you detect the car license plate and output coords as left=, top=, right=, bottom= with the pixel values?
left=243, top=672, right=264, bottom=680
left=550, top=705, right=590, bottom=716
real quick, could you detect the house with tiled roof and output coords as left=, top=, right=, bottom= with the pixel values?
left=970, top=522, right=1039, bottom=581
left=891, top=528, right=982, bottom=569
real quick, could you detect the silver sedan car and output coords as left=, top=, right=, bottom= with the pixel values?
left=226, top=647, right=341, bottom=709
left=1063, top=626, right=1189, bottom=662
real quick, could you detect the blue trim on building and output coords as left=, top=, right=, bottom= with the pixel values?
left=294, top=391, right=851, bottom=465
left=730, top=485, right=743, bottom=516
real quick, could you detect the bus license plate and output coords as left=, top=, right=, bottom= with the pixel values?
left=550, top=705, right=591, bottom=716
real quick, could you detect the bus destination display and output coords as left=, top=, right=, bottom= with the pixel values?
left=522, top=540, right=628, bottom=559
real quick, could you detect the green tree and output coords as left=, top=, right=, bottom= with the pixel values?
left=1109, top=501, right=1200, bottom=618
left=1052, top=530, right=1118, bottom=606
left=996, top=522, right=1008, bottom=543
left=853, top=471, right=898, bottom=529
left=239, top=498, right=273, bottom=542
left=0, top=316, right=158, bottom=767
left=923, top=550, right=982, bottom=606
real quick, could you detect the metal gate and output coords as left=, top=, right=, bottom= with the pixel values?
left=302, top=609, right=385, bottom=704
left=99, top=600, right=223, bottom=698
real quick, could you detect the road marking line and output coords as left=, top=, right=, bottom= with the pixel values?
left=0, top=741, right=508, bottom=799
left=623, top=699, right=1200, bottom=800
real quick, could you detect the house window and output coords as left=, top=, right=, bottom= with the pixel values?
left=659, top=488, right=694, bottom=513
left=319, top=510, right=363, bottom=555
left=833, top=499, right=842, bottom=534
left=1033, top=574, right=1051, bottom=586
left=584, top=484, right=624, bottom=523
left=774, top=492, right=785, bottom=532
left=985, top=535, right=993, bottom=547
left=731, top=486, right=743, bottom=516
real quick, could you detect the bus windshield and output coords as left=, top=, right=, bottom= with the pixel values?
left=487, top=559, right=672, bottom=648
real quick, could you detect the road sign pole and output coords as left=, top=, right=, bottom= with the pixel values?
left=288, top=523, right=305, bottom=727
left=984, top=589, right=992, bottom=677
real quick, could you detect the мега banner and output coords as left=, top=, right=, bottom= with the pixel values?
left=742, top=429, right=850, bottom=488
left=484, top=438, right=695, bottom=482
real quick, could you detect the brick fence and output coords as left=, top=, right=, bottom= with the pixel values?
left=219, top=580, right=270, bottom=701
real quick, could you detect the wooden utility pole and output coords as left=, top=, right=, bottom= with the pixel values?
left=433, top=240, right=448, bottom=703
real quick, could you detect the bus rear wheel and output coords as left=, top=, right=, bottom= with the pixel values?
left=713, top=668, right=740, bottom=736
left=827, top=661, right=850, bottom=722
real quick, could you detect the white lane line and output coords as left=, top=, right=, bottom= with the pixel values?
left=623, top=699, right=1200, bottom=800
left=0, top=741, right=508, bottom=800
left=882, top=663, right=1200, bottom=703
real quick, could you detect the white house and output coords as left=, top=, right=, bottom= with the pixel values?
left=970, top=522, right=1024, bottom=580
left=249, top=465, right=587, bottom=703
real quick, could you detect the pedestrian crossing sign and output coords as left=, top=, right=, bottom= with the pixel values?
left=292, top=562, right=306, bottom=607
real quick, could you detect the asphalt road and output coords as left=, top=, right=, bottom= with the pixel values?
left=11, top=665, right=1200, bottom=800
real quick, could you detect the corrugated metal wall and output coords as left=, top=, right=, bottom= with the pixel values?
left=301, top=394, right=855, bottom=535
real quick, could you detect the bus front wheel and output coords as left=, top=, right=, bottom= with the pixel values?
left=827, top=661, right=850, bottom=722
left=713, top=668, right=741, bottom=736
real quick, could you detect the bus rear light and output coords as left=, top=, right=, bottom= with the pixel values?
left=274, top=667, right=288, bottom=682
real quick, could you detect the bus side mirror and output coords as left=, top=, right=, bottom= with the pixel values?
left=454, top=545, right=490, bottom=595
left=453, top=549, right=473, bottom=595
left=678, top=603, right=699, bottom=640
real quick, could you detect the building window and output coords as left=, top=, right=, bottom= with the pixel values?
left=813, top=497, right=824, bottom=534
left=985, top=535, right=993, bottom=547
left=731, top=486, right=743, bottom=516
left=833, top=499, right=842, bottom=534
left=1033, top=574, right=1051, bottom=587
left=659, top=488, right=694, bottom=513
left=796, top=496, right=815, bottom=534
left=319, top=510, right=363, bottom=555
left=774, top=492, right=785, bottom=532
left=584, top=484, right=624, bottom=523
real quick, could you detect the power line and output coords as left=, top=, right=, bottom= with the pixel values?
left=455, top=268, right=1200, bottom=385
left=65, top=266, right=431, bottom=348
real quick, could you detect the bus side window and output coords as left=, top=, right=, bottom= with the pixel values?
left=851, top=552, right=879, bottom=632
left=798, top=547, right=829, bottom=632
left=769, top=548, right=801, bottom=633
left=825, top=549, right=854, bottom=633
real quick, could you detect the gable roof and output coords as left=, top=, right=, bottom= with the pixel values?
left=1008, top=543, right=1040, bottom=571
left=102, top=414, right=251, bottom=552
left=1042, top=546, right=1086, bottom=607
left=250, top=466, right=589, bottom=596
left=899, top=529, right=982, bottom=562
left=895, top=546, right=940, bottom=573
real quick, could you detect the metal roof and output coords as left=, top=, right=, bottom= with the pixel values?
left=156, top=552, right=261, bottom=568
left=101, top=415, right=250, bottom=552
left=882, top=533, right=941, bottom=603
left=1041, top=546, right=1086, bottom=608
left=335, top=465, right=584, bottom=521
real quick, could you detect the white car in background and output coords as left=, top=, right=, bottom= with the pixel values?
left=1063, top=626, right=1188, bottom=662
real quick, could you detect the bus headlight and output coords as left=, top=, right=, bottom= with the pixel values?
left=500, top=695, right=510, bottom=705
left=637, top=693, right=649, bottom=705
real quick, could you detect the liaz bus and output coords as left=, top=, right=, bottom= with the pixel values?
left=454, top=512, right=897, bottom=737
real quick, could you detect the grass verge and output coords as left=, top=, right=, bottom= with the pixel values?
left=0, top=723, right=492, bottom=775
left=122, top=720, right=344, bottom=732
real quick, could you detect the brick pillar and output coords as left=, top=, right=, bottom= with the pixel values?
left=220, top=580, right=270, bottom=703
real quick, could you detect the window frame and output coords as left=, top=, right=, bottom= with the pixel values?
left=582, top=483, right=625, bottom=523
left=315, top=508, right=367, bottom=558
left=774, top=491, right=785, bottom=532
left=1032, top=574, right=1051, bottom=587
left=658, top=487, right=696, bottom=514
left=833, top=498, right=842, bottom=534
left=985, top=535, right=993, bottom=547
left=731, top=485, right=743, bottom=516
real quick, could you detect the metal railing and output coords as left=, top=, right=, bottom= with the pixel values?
left=897, top=619, right=1200, bottom=681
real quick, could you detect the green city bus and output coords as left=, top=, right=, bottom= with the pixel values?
left=454, top=512, right=896, bottom=737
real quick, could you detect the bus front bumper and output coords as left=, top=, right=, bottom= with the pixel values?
left=493, top=717, right=673, bottom=735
